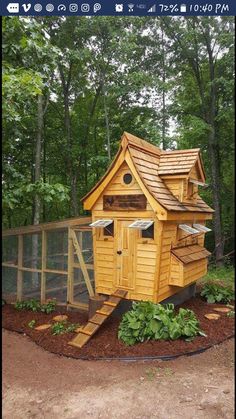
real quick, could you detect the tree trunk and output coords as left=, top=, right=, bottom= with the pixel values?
left=32, top=94, right=44, bottom=286
left=206, top=34, right=224, bottom=265
left=103, top=88, right=111, bottom=160
left=161, top=24, right=167, bottom=150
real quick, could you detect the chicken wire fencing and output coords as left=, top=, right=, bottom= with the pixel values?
left=2, top=220, right=94, bottom=309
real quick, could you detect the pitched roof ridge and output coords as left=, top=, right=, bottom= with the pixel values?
left=161, top=148, right=200, bottom=155
left=122, top=131, right=161, bottom=156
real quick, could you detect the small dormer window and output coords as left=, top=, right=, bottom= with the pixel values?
left=123, top=173, right=133, bottom=185
left=187, top=182, right=194, bottom=198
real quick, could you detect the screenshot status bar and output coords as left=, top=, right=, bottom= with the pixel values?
left=1, top=1, right=235, bottom=16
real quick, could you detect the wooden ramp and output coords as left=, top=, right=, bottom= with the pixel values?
left=68, top=289, right=127, bottom=349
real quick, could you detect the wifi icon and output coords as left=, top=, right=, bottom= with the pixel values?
left=147, top=4, right=156, bottom=12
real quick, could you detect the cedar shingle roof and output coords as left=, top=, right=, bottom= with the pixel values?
left=82, top=132, right=214, bottom=214
left=171, top=245, right=211, bottom=264
left=124, top=133, right=213, bottom=213
left=158, top=150, right=200, bottom=175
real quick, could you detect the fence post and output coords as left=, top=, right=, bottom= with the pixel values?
left=17, top=235, right=23, bottom=301
left=67, top=227, right=74, bottom=305
left=41, top=230, right=46, bottom=303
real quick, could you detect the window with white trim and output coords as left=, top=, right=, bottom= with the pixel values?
left=90, top=219, right=114, bottom=237
left=193, top=224, right=211, bottom=233
left=128, top=220, right=154, bottom=230
left=89, top=219, right=113, bottom=228
left=178, top=224, right=199, bottom=234
left=128, top=220, right=154, bottom=239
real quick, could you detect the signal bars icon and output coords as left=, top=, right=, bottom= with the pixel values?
left=147, top=4, right=156, bottom=12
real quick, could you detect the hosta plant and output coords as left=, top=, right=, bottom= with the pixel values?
left=200, top=283, right=234, bottom=304
left=14, top=299, right=56, bottom=313
left=118, top=301, right=205, bottom=346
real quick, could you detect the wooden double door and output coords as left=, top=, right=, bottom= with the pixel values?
left=116, top=220, right=136, bottom=290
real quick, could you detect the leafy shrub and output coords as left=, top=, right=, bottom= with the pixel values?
left=28, top=319, right=36, bottom=329
left=118, top=301, right=205, bottom=346
left=51, top=322, right=66, bottom=335
left=51, top=321, right=79, bottom=335
left=200, top=283, right=235, bottom=304
left=14, top=299, right=56, bottom=313
left=40, top=300, right=57, bottom=314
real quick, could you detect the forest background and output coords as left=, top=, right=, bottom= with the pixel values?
left=2, top=16, right=234, bottom=267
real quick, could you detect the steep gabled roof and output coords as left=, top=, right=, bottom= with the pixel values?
left=82, top=132, right=214, bottom=215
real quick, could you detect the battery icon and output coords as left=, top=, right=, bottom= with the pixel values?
left=180, top=4, right=187, bottom=12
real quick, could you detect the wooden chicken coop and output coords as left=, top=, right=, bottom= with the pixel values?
left=83, top=131, right=214, bottom=304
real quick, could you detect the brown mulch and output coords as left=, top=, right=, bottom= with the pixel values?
left=2, top=296, right=234, bottom=360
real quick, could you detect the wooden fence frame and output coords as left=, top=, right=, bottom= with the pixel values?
left=2, top=217, right=93, bottom=311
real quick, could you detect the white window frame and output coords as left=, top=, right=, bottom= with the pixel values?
left=89, top=219, right=113, bottom=228
left=178, top=224, right=199, bottom=234
left=189, top=178, right=208, bottom=188
left=193, top=224, right=212, bottom=233
left=128, top=220, right=154, bottom=230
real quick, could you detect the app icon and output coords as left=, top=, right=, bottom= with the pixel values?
left=34, top=3, right=42, bottom=12
left=81, top=3, right=90, bottom=12
left=22, top=3, right=31, bottom=12
left=115, top=4, right=123, bottom=12
left=46, top=3, right=54, bottom=12
left=94, top=3, right=101, bottom=13
left=128, top=3, right=134, bottom=12
left=58, top=4, right=66, bottom=11
left=7, top=3, right=19, bottom=13
left=69, top=3, right=78, bottom=12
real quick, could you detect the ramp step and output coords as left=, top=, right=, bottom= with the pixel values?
left=81, top=322, right=99, bottom=336
left=103, top=301, right=117, bottom=307
left=68, top=289, right=127, bottom=349
left=107, top=296, right=121, bottom=305
left=112, top=289, right=127, bottom=298
left=89, top=313, right=107, bottom=325
left=68, top=333, right=90, bottom=348
left=96, top=305, right=115, bottom=316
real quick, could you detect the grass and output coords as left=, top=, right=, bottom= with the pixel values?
left=199, top=265, right=234, bottom=289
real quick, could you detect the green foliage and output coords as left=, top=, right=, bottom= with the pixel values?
left=51, top=322, right=66, bottom=335
left=40, top=300, right=57, bottom=314
left=200, top=283, right=235, bottom=304
left=118, top=301, right=205, bottom=346
left=201, top=265, right=234, bottom=288
left=28, top=319, right=36, bottom=329
left=227, top=310, right=235, bottom=318
left=51, top=321, right=79, bottom=335
left=14, top=299, right=57, bottom=313
left=2, top=16, right=234, bottom=266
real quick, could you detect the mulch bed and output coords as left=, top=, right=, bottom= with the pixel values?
left=2, top=296, right=235, bottom=360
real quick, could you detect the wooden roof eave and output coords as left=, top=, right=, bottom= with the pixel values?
left=125, top=150, right=168, bottom=220
left=82, top=146, right=126, bottom=210
left=186, top=152, right=206, bottom=183
left=165, top=210, right=213, bottom=221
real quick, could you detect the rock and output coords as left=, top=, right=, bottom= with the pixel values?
left=180, top=396, right=193, bottom=403
left=35, top=324, right=51, bottom=331
left=53, top=315, right=68, bottom=322
left=204, top=313, right=220, bottom=320
left=36, top=400, right=43, bottom=404
left=223, top=389, right=230, bottom=394
left=213, top=307, right=231, bottom=313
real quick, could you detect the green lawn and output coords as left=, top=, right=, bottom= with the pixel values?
left=200, top=265, right=234, bottom=289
